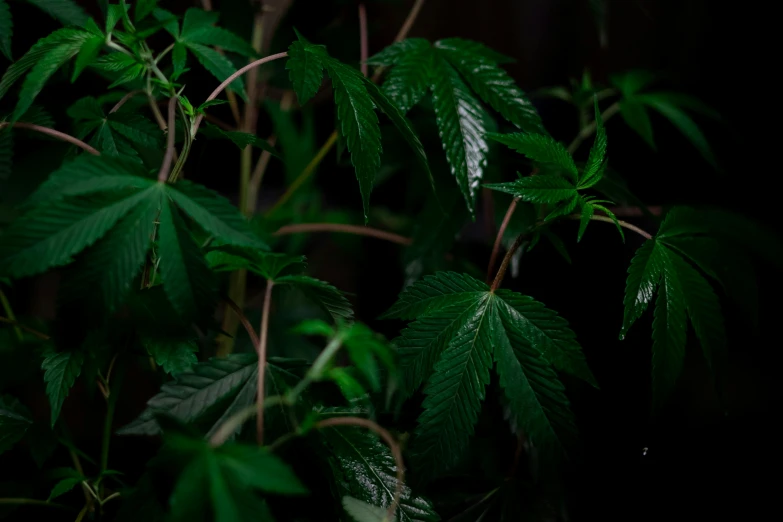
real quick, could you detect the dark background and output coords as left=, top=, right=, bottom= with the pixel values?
left=2, top=1, right=781, bottom=520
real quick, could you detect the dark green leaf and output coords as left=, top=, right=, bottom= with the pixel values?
left=200, top=123, right=282, bottom=158
left=579, top=97, right=606, bottom=188
left=42, top=350, right=84, bottom=426
left=26, top=0, right=88, bottom=27
left=621, top=239, right=665, bottom=338
left=276, top=275, right=354, bottom=323
left=179, top=7, right=218, bottom=39
left=206, top=246, right=305, bottom=280
left=620, top=99, right=654, bottom=149
left=342, top=496, right=391, bottom=522
left=184, top=27, right=256, bottom=58
left=48, top=476, right=84, bottom=501
left=373, top=39, right=432, bottom=113
left=0, top=0, right=11, bottom=61
left=650, top=270, right=686, bottom=411
left=286, top=39, right=326, bottom=106
left=0, top=394, right=32, bottom=455
left=71, top=35, right=103, bottom=82
left=144, top=338, right=198, bottom=376
left=187, top=43, right=248, bottom=100
left=487, top=132, right=577, bottom=178
left=382, top=271, right=487, bottom=320
left=484, top=175, right=577, bottom=204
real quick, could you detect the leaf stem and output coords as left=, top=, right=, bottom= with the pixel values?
left=359, top=4, right=369, bottom=77
left=316, top=417, right=404, bottom=521
left=567, top=101, right=620, bottom=154
left=0, top=316, right=50, bottom=340
left=256, top=280, right=275, bottom=445
left=0, top=122, right=99, bottom=155
left=192, top=52, right=289, bottom=135
left=109, top=90, right=143, bottom=114
left=568, top=214, right=653, bottom=240
left=223, top=297, right=260, bottom=347
left=274, top=222, right=412, bottom=245
left=490, top=233, right=526, bottom=292
left=0, top=288, right=22, bottom=341
left=486, top=197, right=519, bottom=283
left=157, top=98, right=178, bottom=182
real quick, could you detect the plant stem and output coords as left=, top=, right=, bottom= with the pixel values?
left=109, top=90, right=143, bottom=114
left=316, top=417, right=404, bottom=520
left=157, top=98, right=178, bottom=182
left=359, top=4, right=369, bottom=77
left=247, top=135, right=277, bottom=214
left=0, top=288, right=22, bottom=341
left=490, top=233, right=526, bottom=292
left=192, top=52, right=289, bottom=135
left=154, top=43, right=175, bottom=64
left=568, top=214, right=653, bottom=240
left=567, top=101, right=620, bottom=154
left=256, top=280, right=275, bottom=445
left=486, top=197, right=519, bottom=283
left=223, top=297, right=260, bottom=347
left=274, top=222, right=412, bottom=245
left=0, top=122, right=99, bottom=155
left=0, top=316, right=49, bottom=340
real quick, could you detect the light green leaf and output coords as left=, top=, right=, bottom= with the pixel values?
left=26, top=0, right=89, bottom=27
left=158, top=197, right=217, bottom=322
left=1, top=0, right=13, bottom=61
left=429, top=55, right=490, bottom=216
left=0, top=394, right=32, bottom=455
left=436, top=38, right=545, bottom=134
left=324, top=58, right=381, bottom=222
left=484, top=175, right=577, bottom=204
left=579, top=97, right=607, bottom=188
left=42, top=350, right=84, bottom=427
left=117, top=353, right=257, bottom=436
left=71, top=35, right=103, bottom=82
left=186, top=43, right=247, bottom=100
left=343, top=496, right=394, bottom=522
left=487, top=132, right=577, bottom=179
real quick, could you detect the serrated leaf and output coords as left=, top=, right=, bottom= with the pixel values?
left=166, top=180, right=266, bottom=249
left=621, top=239, right=665, bottom=338
left=93, top=52, right=137, bottom=71
left=373, top=39, right=432, bottom=113
left=184, top=26, right=256, bottom=58
left=71, top=35, right=103, bottom=82
left=26, top=0, right=89, bottom=27
left=0, top=394, right=32, bottom=455
left=578, top=199, right=594, bottom=242
left=324, top=58, right=381, bottom=222
left=118, top=353, right=257, bottom=436
left=143, top=338, right=198, bottom=376
left=650, top=271, right=686, bottom=411
left=179, top=7, right=218, bottom=38
left=42, top=350, right=84, bottom=427
left=544, top=194, right=580, bottom=221
left=435, top=38, right=544, bottom=134
left=620, top=99, right=654, bottom=149
left=320, top=425, right=439, bottom=522
left=158, top=197, right=217, bottom=322
left=276, top=275, right=354, bottom=323
left=487, top=132, right=577, bottom=179
left=484, top=175, right=577, bottom=204
left=430, top=55, right=489, bottom=216
left=343, top=496, right=394, bottom=522
left=0, top=186, right=156, bottom=278
left=1, top=0, right=13, bottom=61
left=286, top=39, right=326, bottom=106
left=592, top=204, right=624, bottom=242
left=48, top=476, right=84, bottom=501
left=186, top=42, right=247, bottom=100
left=108, top=112, right=162, bottom=149
left=206, top=246, right=305, bottom=280
left=579, top=97, right=607, bottom=188
left=200, top=123, right=282, bottom=158
left=381, top=271, right=487, bottom=320
left=135, top=0, right=156, bottom=22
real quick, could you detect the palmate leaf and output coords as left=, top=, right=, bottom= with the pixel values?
left=484, top=174, right=577, bottom=204
left=182, top=26, right=256, bottom=58
left=580, top=97, right=607, bottom=189
left=0, top=394, right=32, bottom=455
left=286, top=38, right=326, bottom=106
left=430, top=55, right=490, bottom=216
left=207, top=246, right=306, bottom=279
left=435, top=38, right=545, bottom=135
left=385, top=272, right=590, bottom=476
left=620, top=239, right=665, bottom=339
left=487, top=132, right=577, bottom=179
left=186, top=43, right=247, bottom=99
left=41, top=349, right=84, bottom=427
left=0, top=0, right=12, bottom=61
left=320, top=424, right=439, bottom=522
left=651, top=266, right=686, bottom=411
left=366, top=38, right=432, bottom=114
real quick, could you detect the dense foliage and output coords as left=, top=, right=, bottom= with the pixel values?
left=0, top=1, right=779, bottom=521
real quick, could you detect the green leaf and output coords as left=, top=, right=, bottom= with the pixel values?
left=93, top=52, right=137, bottom=71
left=0, top=0, right=13, bottom=61
left=650, top=271, right=686, bottom=411
left=48, top=476, right=84, bottom=501
left=484, top=175, right=577, bottom=204
left=619, top=99, right=654, bottom=149
left=372, top=39, right=432, bottom=114
left=429, top=55, right=490, bottom=216
left=610, top=70, right=656, bottom=97
left=216, top=444, right=308, bottom=494
left=381, top=271, right=487, bottom=320
left=487, top=132, right=577, bottom=179
left=186, top=43, right=248, bottom=100
left=285, top=39, right=326, bottom=106
left=635, top=93, right=718, bottom=169
left=343, top=496, right=394, bottom=522
left=200, top=123, right=282, bottom=158
left=413, top=295, right=493, bottom=476
left=0, top=186, right=156, bottom=278
left=0, top=28, right=91, bottom=102
left=276, top=275, right=354, bottom=323
left=621, top=239, right=665, bottom=338
left=26, top=0, right=89, bottom=27
left=324, top=58, right=381, bottom=222
left=579, top=97, right=607, bottom=188
left=206, top=246, right=306, bottom=280
left=135, top=0, right=157, bottom=22
left=435, top=38, right=545, bottom=135
left=359, top=75, right=433, bottom=192
left=591, top=204, right=624, bottom=242
left=166, top=180, right=267, bottom=249
left=71, top=35, right=103, bottom=82
left=179, top=7, right=218, bottom=38
left=320, top=424, right=439, bottom=522
left=184, top=26, right=256, bottom=58
left=108, top=112, right=162, bottom=149
left=172, top=41, right=187, bottom=74
left=0, top=395, right=32, bottom=455
left=0, top=125, right=11, bottom=184
left=158, top=197, right=217, bottom=322
left=118, top=353, right=257, bottom=436
left=143, top=337, right=198, bottom=376
left=544, top=194, right=580, bottom=221
left=42, top=350, right=84, bottom=427
left=578, top=199, right=594, bottom=242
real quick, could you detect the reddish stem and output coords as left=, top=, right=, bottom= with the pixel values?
left=359, top=4, right=369, bottom=77
left=274, top=223, right=412, bottom=246
left=256, top=281, right=275, bottom=445
left=157, top=98, right=177, bottom=182
left=486, top=197, right=519, bottom=283
left=223, top=298, right=260, bottom=348
left=109, top=90, right=143, bottom=114
left=490, top=233, right=525, bottom=292
left=0, top=122, right=99, bottom=155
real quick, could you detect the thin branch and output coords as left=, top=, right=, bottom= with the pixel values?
left=0, top=122, right=99, bottom=155
left=393, top=0, right=426, bottom=43
left=193, top=52, right=289, bottom=135
left=316, top=417, right=404, bottom=520
left=359, top=4, right=369, bottom=77
left=247, top=134, right=277, bottom=214
left=0, top=316, right=50, bottom=340
left=256, top=280, right=275, bottom=445
left=203, top=113, right=236, bottom=131
left=567, top=101, right=620, bottom=154
left=567, top=214, right=653, bottom=240
left=157, top=98, right=177, bottom=182
left=0, top=288, right=22, bottom=341
left=609, top=205, right=662, bottom=217
left=223, top=297, right=260, bottom=347
left=490, top=233, right=525, bottom=292
left=486, top=197, right=519, bottom=283
left=274, top=222, right=412, bottom=246
left=109, top=90, right=143, bottom=114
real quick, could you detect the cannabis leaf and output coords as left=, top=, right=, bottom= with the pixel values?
left=142, top=337, right=198, bottom=376
left=486, top=132, right=577, bottom=179
left=383, top=272, right=593, bottom=477
left=42, top=349, right=84, bottom=427
left=342, top=496, right=393, bottom=522
left=0, top=394, right=32, bottom=455
left=484, top=175, right=577, bottom=204
left=320, top=424, right=439, bottom=522
left=286, top=30, right=431, bottom=221
left=200, top=123, right=282, bottom=158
